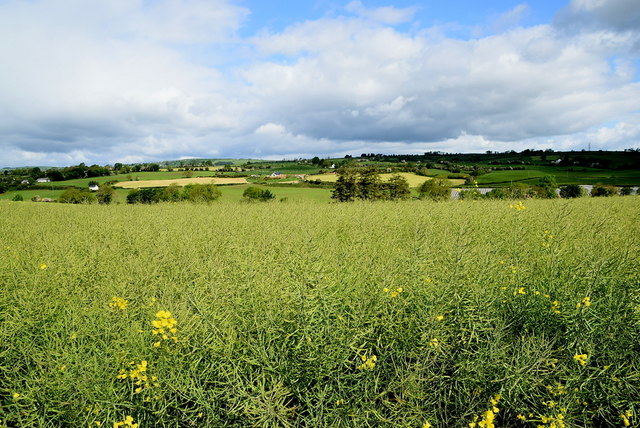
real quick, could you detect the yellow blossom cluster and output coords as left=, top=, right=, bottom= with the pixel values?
left=116, top=360, right=158, bottom=394
left=576, top=296, right=591, bottom=309
left=422, top=421, right=432, bottom=428
left=151, top=310, right=178, bottom=347
left=546, top=382, right=567, bottom=396
left=113, top=415, right=138, bottom=428
left=509, top=201, right=526, bottom=211
left=621, top=410, right=633, bottom=427
left=357, top=354, right=377, bottom=370
left=514, top=286, right=526, bottom=296
left=40, top=263, right=47, bottom=270
left=469, top=394, right=500, bottom=428
left=551, top=300, right=561, bottom=314
left=109, top=297, right=129, bottom=311
left=573, top=353, right=588, bottom=366
left=539, top=412, right=566, bottom=428
left=383, top=287, right=404, bottom=298
left=429, top=338, right=440, bottom=348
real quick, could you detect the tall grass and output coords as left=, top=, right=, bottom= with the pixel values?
left=0, top=198, right=638, bottom=427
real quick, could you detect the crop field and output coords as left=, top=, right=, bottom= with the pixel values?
left=0, top=198, right=638, bottom=427
left=309, top=173, right=464, bottom=188
left=476, top=168, right=640, bottom=187
left=115, top=177, right=249, bottom=189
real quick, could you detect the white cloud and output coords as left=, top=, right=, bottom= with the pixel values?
left=345, top=1, right=418, bottom=25
left=0, top=0, right=639, bottom=166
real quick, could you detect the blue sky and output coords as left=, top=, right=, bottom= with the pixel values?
left=0, top=0, right=638, bottom=166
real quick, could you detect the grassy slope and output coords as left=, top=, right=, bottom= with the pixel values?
left=0, top=198, right=638, bottom=427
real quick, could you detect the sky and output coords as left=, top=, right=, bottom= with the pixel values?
left=0, top=0, right=639, bottom=167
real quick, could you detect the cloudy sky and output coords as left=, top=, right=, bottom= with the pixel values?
left=1, top=0, right=639, bottom=167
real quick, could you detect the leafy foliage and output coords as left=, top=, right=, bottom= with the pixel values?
left=58, top=188, right=97, bottom=204
left=243, top=186, right=275, bottom=201
left=418, top=177, right=451, bottom=200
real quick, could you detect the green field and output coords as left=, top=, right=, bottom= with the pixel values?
left=476, top=168, right=640, bottom=186
left=0, top=198, right=638, bottom=427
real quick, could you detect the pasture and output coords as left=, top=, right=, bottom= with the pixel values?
left=115, top=177, right=248, bottom=189
left=309, top=172, right=465, bottom=188
left=0, top=198, right=638, bottom=427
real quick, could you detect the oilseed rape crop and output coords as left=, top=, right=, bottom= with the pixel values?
left=0, top=197, right=638, bottom=426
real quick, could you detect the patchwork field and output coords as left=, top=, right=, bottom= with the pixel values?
left=115, top=177, right=248, bottom=188
left=309, top=172, right=464, bottom=187
left=0, top=198, right=638, bottom=427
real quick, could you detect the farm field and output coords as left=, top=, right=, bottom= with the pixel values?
left=115, top=177, right=249, bottom=189
left=0, top=185, right=333, bottom=204
left=476, top=168, right=640, bottom=187
left=309, top=172, right=465, bottom=187
left=0, top=198, right=639, bottom=427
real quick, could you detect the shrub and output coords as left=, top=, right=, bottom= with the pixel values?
left=560, top=184, right=585, bottom=198
left=418, top=177, right=451, bottom=200
left=183, top=184, right=221, bottom=203
left=11, top=194, right=23, bottom=201
left=243, top=186, right=275, bottom=201
left=619, top=187, right=632, bottom=196
left=96, top=185, right=115, bottom=204
left=591, top=183, right=617, bottom=197
left=58, top=188, right=96, bottom=204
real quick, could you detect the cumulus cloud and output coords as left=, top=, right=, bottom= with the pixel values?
left=554, top=0, right=640, bottom=34
left=345, top=1, right=418, bottom=25
left=0, top=0, right=639, bottom=166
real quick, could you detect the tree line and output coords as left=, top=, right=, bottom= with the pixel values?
left=331, top=168, right=411, bottom=201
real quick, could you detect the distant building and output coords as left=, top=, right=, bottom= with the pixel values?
left=89, top=184, right=99, bottom=192
left=36, top=177, right=51, bottom=183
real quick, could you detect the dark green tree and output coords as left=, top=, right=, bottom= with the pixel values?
left=96, top=185, right=115, bottom=204
left=385, top=175, right=411, bottom=200
left=357, top=168, right=383, bottom=200
left=331, top=169, right=359, bottom=202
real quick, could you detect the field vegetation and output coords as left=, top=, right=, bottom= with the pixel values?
left=1, top=197, right=638, bottom=427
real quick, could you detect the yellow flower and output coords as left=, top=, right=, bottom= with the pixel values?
left=573, top=353, right=588, bottom=366
left=113, top=416, right=138, bottom=428
left=425, top=277, right=433, bottom=283
left=357, top=354, right=377, bottom=370
left=621, top=410, right=633, bottom=427
left=576, top=296, right=591, bottom=309
left=423, top=422, right=432, bottom=428
left=383, top=287, right=389, bottom=293
left=109, top=297, right=128, bottom=311
left=429, top=338, right=439, bottom=347
left=436, top=315, right=444, bottom=322
left=39, top=263, right=47, bottom=270
left=517, top=414, right=526, bottom=421
left=12, top=392, right=20, bottom=399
